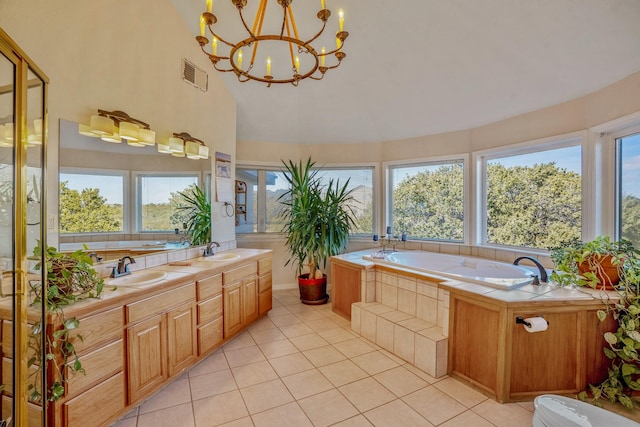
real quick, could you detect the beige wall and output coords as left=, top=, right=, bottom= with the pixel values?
left=0, top=0, right=238, bottom=247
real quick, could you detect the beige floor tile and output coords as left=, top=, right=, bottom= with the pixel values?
left=110, top=417, right=137, bottom=427
left=189, top=349, right=229, bottom=377
left=304, top=317, right=341, bottom=332
left=223, top=331, right=257, bottom=351
left=516, top=400, right=535, bottom=412
left=303, top=345, right=347, bottom=367
left=218, top=417, right=255, bottom=427
left=329, top=314, right=352, bottom=327
left=378, top=348, right=408, bottom=365
left=269, top=313, right=302, bottom=327
left=333, top=338, right=377, bottom=358
left=319, top=359, right=370, bottom=387
left=121, top=407, right=138, bottom=419
left=190, top=368, right=237, bottom=400
left=363, top=399, right=433, bottom=427
left=268, top=352, right=315, bottom=377
left=402, top=363, right=437, bottom=384
left=295, top=309, right=328, bottom=321
left=266, top=306, right=290, bottom=317
left=289, top=333, right=330, bottom=351
left=339, top=377, right=396, bottom=412
left=281, top=368, right=334, bottom=400
left=231, top=360, right=278, bottom=388
left=403, top=386, right=467, bottom=425
left=251, top=402, right=313, bottom=427
left=239, top=378, right=295, bottom=414
left=317, top=326, right=358, bottom=344
left=193, top=389, right=249, bottom=426
left=279, top=322, right=315, bottom=338
left=224, top=345, right=266, bottom=368
left=299, top=388, right=359, bottom=427
left=351, top=351, right=400, bottom=375
left=138, top=378, right=191, bottom=414
left=472, top=400, right=534, bottom=427
left=373, top=366, right=429, bottom=397
left=249, top=327, right=287, bottom=344
left=434, top=377, right=488, bottom=408
left=247, top=316, right=278, bottom=332
left=331, top=415, right=374, bottom=427
left=439, top=410, right=495, bottom=427
left=137, top=402, right=195, bottom=427
left=276, top=295, right=302, bottom=306
left=258, top=338, right=300, bottom=359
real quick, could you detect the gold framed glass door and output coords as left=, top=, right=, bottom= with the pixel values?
left=0, top=28, right=48, bottom=427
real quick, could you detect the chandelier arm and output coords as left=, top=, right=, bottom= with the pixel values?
left=206, top=29, right=236, bottom=48
left=250, top=0, right=269, bottom=66
left=237, top=6, right=257, bottom=39
left=288, top=6, right=300, bottom=40
left=323, top=42, right=346, bottom=57
left=303, top=19, right=329, bottom=46
left=284, top=10, right=296, bottom=68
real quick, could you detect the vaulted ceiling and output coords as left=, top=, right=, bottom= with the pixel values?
left=172, top=0, right=640, bottom=145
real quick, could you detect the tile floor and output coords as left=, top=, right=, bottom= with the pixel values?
left=108, top=289, right=622, bottom=427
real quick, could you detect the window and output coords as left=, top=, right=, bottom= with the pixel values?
left=236, top=165, right=375, bottom=234
left=617, top=131, right=640, bottom=248
left=389, top=160, right=464, bottom=241
left=59, top=170, right=126, bottom=233
left=482, top=143, right=582, bottom=250
left=136, top=174, right=199, bottom=232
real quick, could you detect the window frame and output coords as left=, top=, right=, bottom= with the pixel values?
left=235, top=161, right=379, bottom=236
left=384, top=154, right=469, bottom=243
left=610, top=124, right=640, bottom=243
left=133, top=171, right=201, bottom=233
left=472, top=131, right=585, bottom=251
left=58, top=167, right=129, bottom=235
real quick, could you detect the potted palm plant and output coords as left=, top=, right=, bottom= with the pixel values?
left=174, top=184, right=211, bottom=245
left=278, top=158, right=356, bottom=304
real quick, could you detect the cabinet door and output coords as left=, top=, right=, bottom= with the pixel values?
left=243, top=276, right=259, bottom=325
left=127, top=315, right=166, bottom=404
left=167, top=302, right=197, bottom=377
left=259, top=274, right=272, bottom=315
left=224, top=282, right=243, bottom=338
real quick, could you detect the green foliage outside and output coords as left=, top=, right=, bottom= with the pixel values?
left=59, top=181, right=121, bottom=233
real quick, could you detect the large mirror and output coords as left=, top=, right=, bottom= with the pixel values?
left=58, top=119, right=212, bottom=260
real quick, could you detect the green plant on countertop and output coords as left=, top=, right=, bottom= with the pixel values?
left=28, top=243, right=104, bottom=402
left=175, top=185, right=212, bottom=246
left=549, top=236, right=636, bottom=289
left=557, top=237, right=640, bottom=409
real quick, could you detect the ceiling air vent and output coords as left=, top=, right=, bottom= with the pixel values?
left=182, top=58, right=208, bottom=92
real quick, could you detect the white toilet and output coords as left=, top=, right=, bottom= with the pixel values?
left=533, top=394, right=640, bottom=427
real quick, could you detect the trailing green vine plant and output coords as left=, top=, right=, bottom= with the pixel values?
left=28, top=243, right=104, bottom=402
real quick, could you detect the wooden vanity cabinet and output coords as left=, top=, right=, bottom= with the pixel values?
left=258, top=257, right=273, bottom=315
left=223, top=262, right=259, bottom=339
left=125, top=283, right=196, bottom=405
left=196, top=274, right=224, bottom=356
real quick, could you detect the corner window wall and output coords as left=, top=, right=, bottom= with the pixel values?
left=59, top=169, right=126, bottom=233
left=617, top=131, right=640, bottom=248
left=136, top=173, right=199, bottom=232
left=480, top=140, right=582, bottom=250
left=388, top=160, right=465, bottom=241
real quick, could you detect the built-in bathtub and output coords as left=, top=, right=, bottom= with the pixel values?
left=363, top=250, right=535, bottom=289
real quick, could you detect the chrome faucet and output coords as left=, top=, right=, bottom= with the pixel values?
left=513, top=256, right=548, bottom=285
left=203, top=241, right=220, bottom=257
left=111, top=256, right=135, bottom=278
left=88, top=252, right=103, bottom=264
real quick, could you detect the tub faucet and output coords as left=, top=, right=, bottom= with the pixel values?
left=203, top=241, right=220, bottom=257
left=513, top=256, right=548, bottom=284
left=112, top=256, right=135, bottom=278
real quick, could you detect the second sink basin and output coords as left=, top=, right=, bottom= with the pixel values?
left=106, top=270, right=168, bottom=287
left=200, top=252, right=241, bottom=262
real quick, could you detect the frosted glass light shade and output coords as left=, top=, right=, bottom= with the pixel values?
left=127, top=140, right=145, bottom=147
left=138, top=128, right=156, bottom=145
left=119, top=121, right=140, bottom=141
left=186, top=140, right=200, bottom=159
left=157, top=139, right=172, bottom=153
left=90, top=115, right=114, bottom=135
left=169, top=137, right=184, bottom=154
left=27, top=134, right=42, bottom=146
left=101, top=126, right=122, bottom=143
left=79, top=123, right=99, bottom=137
left=198, top=144, right=209, bottom=159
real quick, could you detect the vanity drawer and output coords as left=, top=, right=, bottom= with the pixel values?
left=198, top=317, right=223, bottom=356
left=197, top=293, right=223, bottom=325
left=258, top=258, right=272, bottom=275
left=126, top=284, right=195, bottom=324
left=259, top=274, right=272, bottom=293
left=65, top=338, right=124, bottom=398
left=197, top=274, right=222, bottom=300
left=72, top=306, right=124, bottom=354
left=223, top=263, right=257, bottom=284
left=63, top=371, right=125, bottom=427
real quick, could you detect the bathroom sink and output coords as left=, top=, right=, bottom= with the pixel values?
left=105, top=270, right=168, bottom=287
left=199, top=252, right=241, bottom=262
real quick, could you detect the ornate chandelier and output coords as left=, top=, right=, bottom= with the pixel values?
left=196, top=0, right=349, bottom=87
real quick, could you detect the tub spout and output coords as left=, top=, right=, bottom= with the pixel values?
left=513, top=256, right=548, bottom=284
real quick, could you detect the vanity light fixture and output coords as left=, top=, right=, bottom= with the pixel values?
left=79, top=109, right=156, bottom=146
left=161, top=132, right=210, bottom=160
left=0, top=120, right=43, bottom=147
left=196, top=0, right=349, bottom=87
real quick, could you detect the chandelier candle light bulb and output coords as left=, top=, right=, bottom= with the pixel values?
left=200, top=15, right=205, bottom=37
left=266, top=56, right=271, bottom=76
left=295, top=56, right=300, bottom=74
left=212, top=37, right=217, bottom=56
left=321, top=0, right=325, bottom=10
left=321, top=47, right=326, bottom=67
left=339, top=9, right=344, bottom=31
left=238, top=49, right=243, bottom=70
left=206, top=0, right=212, bottom=13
